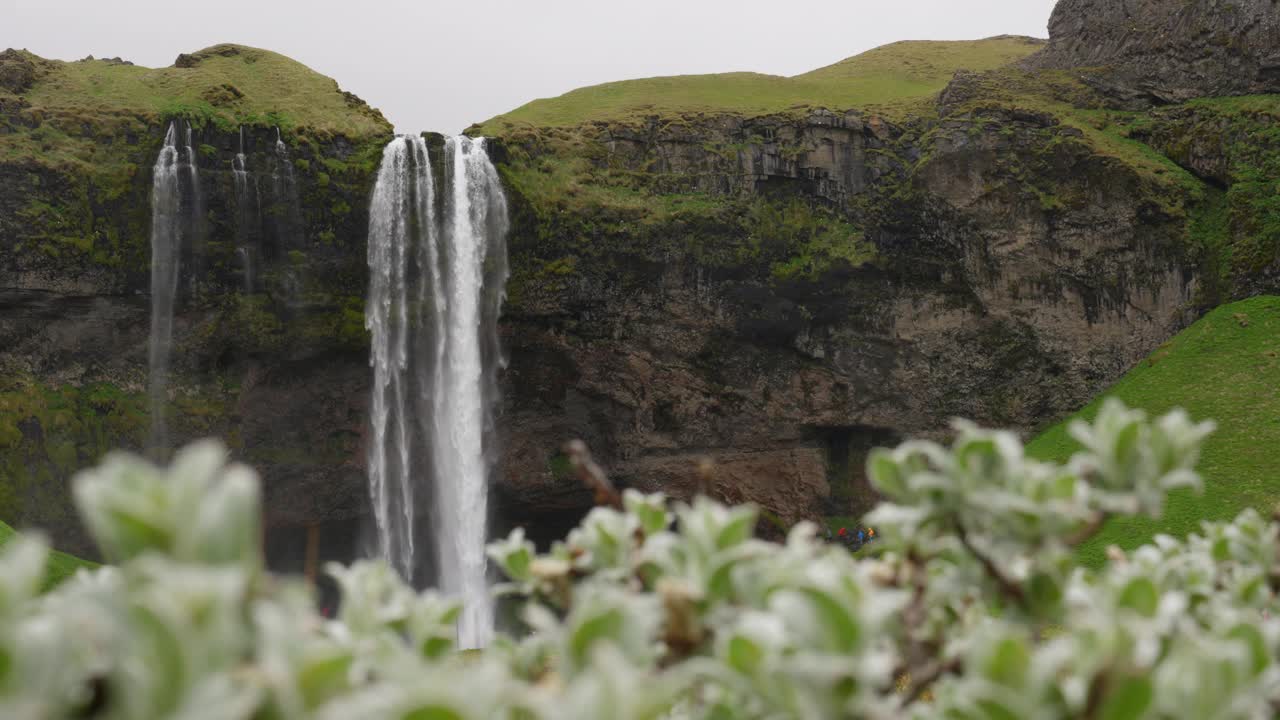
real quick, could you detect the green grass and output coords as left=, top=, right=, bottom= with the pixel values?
left=477, top=36, right=1044, bottom=132
left=15, top=44, right=388, bottom=138
left=1027, top=296, right=1280, bottom=567
left=0, top=519, right=97, bottom=590
left=0, top=44, right=391, bottom=187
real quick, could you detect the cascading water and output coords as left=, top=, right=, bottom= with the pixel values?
left=232, top=126, right=255, bottom=293
left=269, top=127, right=303, bottom=251
left=365, top=134, right=509, bottom=649
left=147, top=120, right=200, bottom=454
left=433, top=135, right=509, bottom=647
left=366, top=136, right=428, bottom=582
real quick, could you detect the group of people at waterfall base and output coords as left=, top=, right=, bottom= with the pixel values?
left=825, top=525, right=877, bottom=552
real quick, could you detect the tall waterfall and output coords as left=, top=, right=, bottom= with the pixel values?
left=365, top=134, right=509, bottom=648
left=269, top=127, right=303, bottom=251
left=232, top=126, right=255, bottom=293
left=148, top=121, right=200, bottom=454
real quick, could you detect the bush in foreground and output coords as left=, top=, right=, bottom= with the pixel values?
left=2, top=400, right=1277, bottom=719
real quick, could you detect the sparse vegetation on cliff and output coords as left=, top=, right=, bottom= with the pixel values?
left=0, top=44, right=392, bottom=278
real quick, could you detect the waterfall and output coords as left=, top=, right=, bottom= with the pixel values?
left=147, top=120, right=199, bottom=454
left=434, top=135, right=509, bottom=648
left=365, top=134, right=509, bottom=649
left=232, top=126, right=255, bottom=293
left=269, top=127, right=302, bottom=251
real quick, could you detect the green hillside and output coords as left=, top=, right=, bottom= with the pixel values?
left=1027, top=296, right=1280, bottom=567
left=0, top=43, right=392, bottom=177
left=478, top=36, right=1044, bottom=132
left=11, top=43, right=388, bottom=137
left=0, top=520, right=97, bottom=590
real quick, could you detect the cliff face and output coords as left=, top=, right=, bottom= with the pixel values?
left=1029, top=0, right=1280, bottom=104
left=5, top=0, right=1280, bottom=559
left=0, top=45, right=393, bottom=557
left=488, top=0, right=1280, bottom=529
left=492, top=101, right=1196, bottom=531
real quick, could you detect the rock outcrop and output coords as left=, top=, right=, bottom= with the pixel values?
left=0, top=47, right=393, bottom=558
left=1029, top=0, right=1280, bottom=104
left=492, top=101, right=1198, bottom=532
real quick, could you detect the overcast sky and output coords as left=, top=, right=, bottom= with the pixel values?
left=5, top=0, right=1059, bottom=134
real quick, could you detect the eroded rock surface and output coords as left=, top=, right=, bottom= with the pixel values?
left=1029, top=0, right=1280, bottom=104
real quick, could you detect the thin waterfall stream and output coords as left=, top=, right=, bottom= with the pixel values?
left=232, top=126, right=255, bottom=293
left=365, top=134, right=509, bottom=648
left=147, top=120, right=200, bottom=454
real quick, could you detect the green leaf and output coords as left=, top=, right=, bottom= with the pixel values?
left=1211, top=537, right=1230, bottom=562
left=715, top=511, right=755, bottom=550
left=1028, top=573, right=1062, bottom=616
left=568, top=609, right=624, bottom=667
left=726, top=635, right=763, bottom=675
left=1112, top=421, right=1142, bottom=479
left=707, top=558, right=739, bottom=602
left=403, top=706, right=465, bottom=720
left=104, top=504, right=172, bottom=560
left=956, top=437, right=998, bottom=476
left=627, top=498, right=669, bottom=536
left=984, top=636, right=1029, bottom=688
left=797, top=588, right=860, bottom=652
left=1228, top=624, right=1270, bottom=675
left=1051, top=472, right=1077, bottom=500
left=421, top=636, right=453, bottom=660
left=867, top=451, right=905, bottom=497
left=1099, top=676, right=1153, bottom=720
left=975, top=698, right=1021, bottom=720
left=1118, top=578, right=1159, bottom=617
left=131, top=605, right=187, bottom=714
left=502, top=546, right=532, bottom=582
left=298, top=654, right=353, bottom=709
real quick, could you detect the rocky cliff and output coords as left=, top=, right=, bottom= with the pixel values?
left=1029, top=0, right=1280, bottom=105
left=485, top=0, right=1280, bottom=530
left=4, top=0, right=1280, bottom=561
left=0, top=44, right=393, bottom=558
left=488, top=89, right=1198, bottom=535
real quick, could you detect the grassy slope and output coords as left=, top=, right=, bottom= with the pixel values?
left=0, top=519, right=97, bottom=590
left=477, top=36, right=1044, bottom=132
left=18, top=44, right=387, bottom=137
left=1027, top=296, right=1280, bottom=567
left=0, top=44, right=391, bottom=175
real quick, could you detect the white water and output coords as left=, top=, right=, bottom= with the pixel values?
left=147, top=121, right=198, bottom=453
left=232, top=127, right=254, bottom=293
left=270, top=127, right=302, bottom=249
left=366, top=135, right=508, bottom=649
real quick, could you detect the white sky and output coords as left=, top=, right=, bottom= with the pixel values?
left=4, top=0, right=1059, bottom=134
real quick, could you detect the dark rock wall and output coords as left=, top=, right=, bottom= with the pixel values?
left=0, top=116, right=390, bottom=557
left=493, top=103, right=1199, bottom=529
left=1030, top=0, right=1280, bottom=104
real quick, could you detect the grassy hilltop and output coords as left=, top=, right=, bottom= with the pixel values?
left=4, top=43, right=389, bottom=150
left=477, top=36, right=1044, bottom=132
